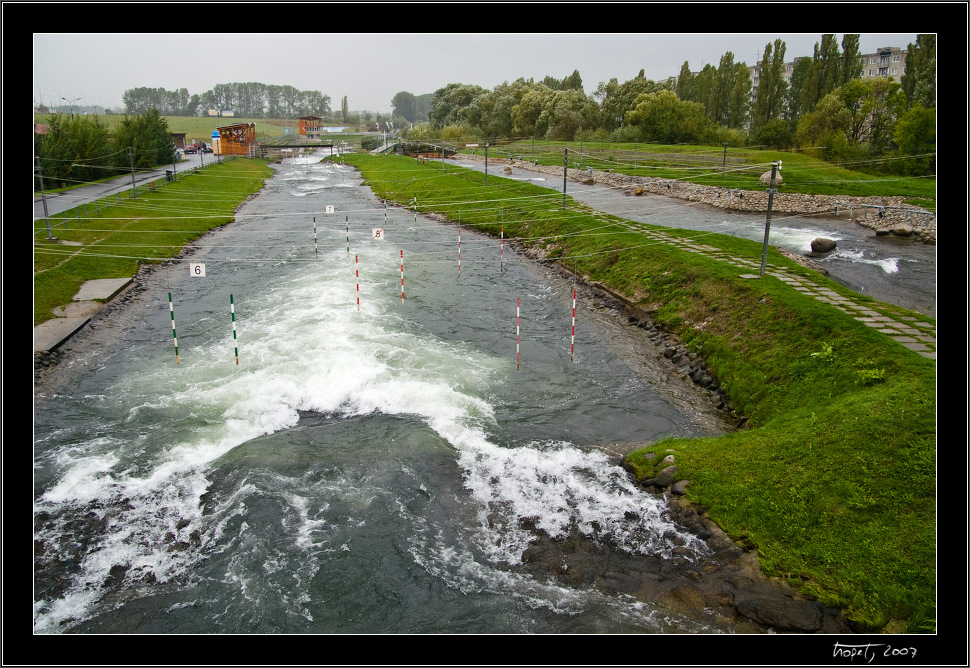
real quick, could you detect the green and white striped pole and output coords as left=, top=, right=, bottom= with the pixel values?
left=169, top=292, right=179, bottom=365
left=314, top=217, right=318, bottom=259
left=230, top=294, right=238, bottom=365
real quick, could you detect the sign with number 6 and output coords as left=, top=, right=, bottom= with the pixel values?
left=190, top=263, right=206, bottom=277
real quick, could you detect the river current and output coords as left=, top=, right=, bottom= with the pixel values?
left=31, top=152, right=937, bottom=635
left=456, top=156, right=937, bottom=319
left=34, top=155, right=742, bottom=634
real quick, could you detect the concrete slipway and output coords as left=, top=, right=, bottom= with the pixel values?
left=34, top=278, right=132, bottom=353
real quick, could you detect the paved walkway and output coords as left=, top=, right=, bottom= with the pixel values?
left=619, top=223, right=936, bottom=360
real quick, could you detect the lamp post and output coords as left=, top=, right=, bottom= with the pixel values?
left=759, top=161, right=779, bottom=277
left=62, top=96, right=80, bottom=120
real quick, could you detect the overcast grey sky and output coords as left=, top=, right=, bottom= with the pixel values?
left=34, top=33, right=921, bottom=114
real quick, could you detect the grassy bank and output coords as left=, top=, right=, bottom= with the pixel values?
left=33, top=159, right=274, bottom=325
left=334, top=152, right=936, bottom=632
left=478, top=138, right=936, bottom=208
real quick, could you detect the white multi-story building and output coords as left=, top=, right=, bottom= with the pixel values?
left=858, top=46, right=908, bottom=80
left=667, top=44, right=908, bottom=129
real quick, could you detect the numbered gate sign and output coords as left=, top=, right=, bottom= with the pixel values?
left=326, top=205, right=334, bottom=214
left=372, top=228, right=385, bottom=240
left=189, top=263, right=206, bottom=277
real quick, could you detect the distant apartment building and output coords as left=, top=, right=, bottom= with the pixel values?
left=664, top=43, right=909, bottom=131
left=858, top=46, right=908, bottom=80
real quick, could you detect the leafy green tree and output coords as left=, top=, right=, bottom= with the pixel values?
left=535, top=89, right=598, bottom=140
left=541, top=70, right=582, bottom=91
left=391, top=91, right=417, bottom=123
left=341, top=96, right=349, bottom=123
left=753, top=39, right=788, bottom=129
left=674, top=61, right=695, bottom=103
left=784, top=57, right=812, bottom=121
left=796, top=91, right=853, bottom=158
left=796, top=78, right=905, bottom=165
left=429, top=83, right=487, bottom=129
left=707, top=52, right=737, bottom=126
left=727, top=61, right=752, bottom=129
left=625, top=90, right=707, bottom=144
left=35, top=113, right=113, bottom=187
left=112, top=108, right=173, bottom=170
left=839, top=34, right=862, bottom=86
left=561, top=69, right=583, bottom=91
left=798, top=34, right=860, bottom=116
left=901, top=34, right=936, bottom=110
left=692, top=64, right=716, bottom=114
left=750, top=117, right=795, bottom=149
left=835, top=78, right=906, bottom=152
left=511, top=85, right=553, bottom=137
left=893, top=103, right=935, bottom=174
left=595, top=71, right=667, bottom=131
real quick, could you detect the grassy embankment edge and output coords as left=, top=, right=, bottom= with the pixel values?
left=335, top=152, right=936, bottom=633
left=33, top=159, right=275, bottom=326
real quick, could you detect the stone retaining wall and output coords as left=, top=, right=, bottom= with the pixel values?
left=460, top=155, right=936, bottom=245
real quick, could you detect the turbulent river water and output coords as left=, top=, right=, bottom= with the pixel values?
left=33, top=155, right=743, bottom=634
left=456, top=157, right=937, bottom=319
left=32, top=152, right=936, bottom=635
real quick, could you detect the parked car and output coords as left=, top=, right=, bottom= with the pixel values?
left=184, top=146, right=197, bottom=154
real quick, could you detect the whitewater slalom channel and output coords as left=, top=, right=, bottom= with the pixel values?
left=35, top=154, right=753, bottom=634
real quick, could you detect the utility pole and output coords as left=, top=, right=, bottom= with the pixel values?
left=484, top=143, right=488, bottom=186
left=35, top=157, right=54, bottom=240
left=759, top=161, right=778, bottom=277
left=128, top=147, right=138, bottom=197
left=562, top=148, right=568, bottom=210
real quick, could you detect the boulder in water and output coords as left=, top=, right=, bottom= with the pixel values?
left=811, top=238, right=837, bottom=253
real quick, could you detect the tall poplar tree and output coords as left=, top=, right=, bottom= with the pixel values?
left=839, top=34, right=862, bottom=86
left=753, top=39, right=787, bottom=130
left=675, top=61, right=695, bottom=102
left=707, top=52, right=736, bottom=125
left=901, top=34, right=936, bottom=109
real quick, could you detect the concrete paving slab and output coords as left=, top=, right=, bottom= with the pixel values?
left=35, top=317, right=90, bottom=352
left=73, top=278, right=132, bottom=301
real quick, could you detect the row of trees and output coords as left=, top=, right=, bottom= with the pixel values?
left=35, top=109, right=174, bottom=187
left=122, top=83, right=333, bottom=119
left=395, top=35, right=935, bottom=175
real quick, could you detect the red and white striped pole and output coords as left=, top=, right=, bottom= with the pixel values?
left=516, top=297, right=520, bottom=371
left=570, top=289, right=577, bottom=362
left=400, top=250, right=405, bottom=305
left=355, top=254, right=360, bottom=311
left=458, top=225, right=462, bottom=277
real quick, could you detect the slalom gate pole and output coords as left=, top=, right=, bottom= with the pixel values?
left=231, top=294, right=238, bottom=365
left=516, top=297, right=520, bottom=371
left=400, top=250, right=405, bottom=305
left=500, top=224, right=504, bottom=273
left=570, top=289, right=576, bottom=362
left=458, top=225, right=462, bottom=277
left=169, top=292, right=179, bottom=365
left=314, top=217, right=318, bottom=259
left=346, top=216, right=349, bottom=256
left=355, top=254, right=360, bottom=311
